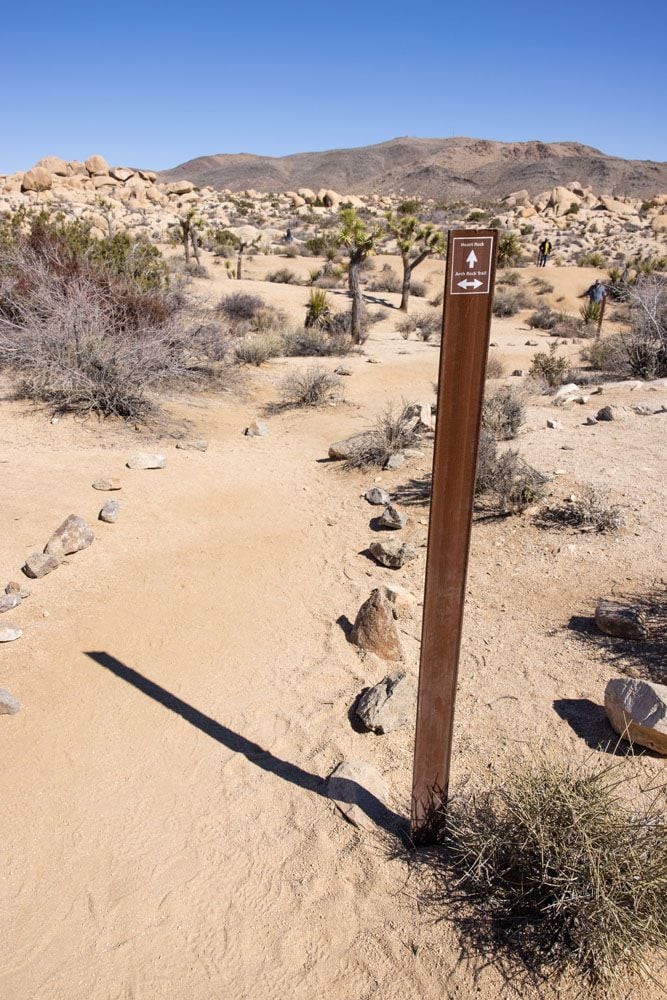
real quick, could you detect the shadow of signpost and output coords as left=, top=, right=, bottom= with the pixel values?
left=85, top=651, right=405, bottom=836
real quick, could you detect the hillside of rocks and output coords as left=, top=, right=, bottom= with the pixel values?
left=157, top=136, right=667, bottom=200
left=1, top=154, right=666, bottom=266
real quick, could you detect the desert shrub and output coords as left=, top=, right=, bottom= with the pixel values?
left=497, top=232, right=522, bottom=268
left=397, top=315, right=415, bottom=339
left=307, top=267, right=322, bottom=285
left=233, top=332, right=282, bottom=366
left=279, top=367, right=343, bottom=408
left=530, top=276, right=554, bottom=294
left=367, top=263, right=402, bottom=294
left=281, top=326, right=351, bottom=357
left=424, top=753, right=667, bottom=991
left=580, top=300, right=603, bottom=325
left=207, top=227, right=240, bottom=256
left=344, top=402, right=424, bottom=469
left=492, top=288, right=532, bottom=317
left=539, top=485, right=624, bottom=533
left=305, top=288, right=331, bottom=329
left=475, top=431, right=545, bottom=513
left=305, top=234, right=337, bottom=256
left=577, top=251, right=606, bottom=267
left=411, top=280, right=428, bottom=299
left=485, top=355, right=505, bottom=379
left=529, top=343, right=570, bottom=386
left=497, top=270, right=520, bottom=286
left=414, top=311, right=441, bottom=341
left=397, top=199, right=422, bottom=216
left=217, top=292, right=265, bottom=324
left=466, top=210, right=487, bottom=222
left=482, top=385, right=525, bottom=439
left=266, top=267, right=299, bottom=284
left=527, top=304, right=560, bottom=330
left=282, top=243, right=300, bottom=258
left=624, top=275, right=667, bottom=377
left=430, top=288, right=444, bottom=307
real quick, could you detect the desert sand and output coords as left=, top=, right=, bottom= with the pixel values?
left=1, top=249, right=666, bottom=999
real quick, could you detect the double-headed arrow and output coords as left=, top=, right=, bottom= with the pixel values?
left=457, top=278, right=483, bottom=290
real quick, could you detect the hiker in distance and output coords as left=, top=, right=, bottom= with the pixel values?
left=537, top=237, right=553, bottom=267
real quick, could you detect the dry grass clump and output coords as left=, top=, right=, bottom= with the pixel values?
left=281, top=326, right=351, bottom=357
left=279, top=367, right=343, bottom=408
left=421, top=753, right=667, bottom=993
left=485, top=355, right=505, bottom=379
left=475, top=429, right=545, bottom=514
left=539, top=485, right=624, bottom=533
left=344, top=402, right=423, bottom=469
left=218, top=291, right=265, bottom=324
left=234, top=332, right=282, bottom=366
left=492, top=288, right=534, bottom=317
left=266, top=267, right=300, bottom=284
left=482, top=385, right=525, bottom=439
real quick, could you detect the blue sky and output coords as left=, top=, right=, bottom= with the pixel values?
left=1, top=0, right=665, bottom=173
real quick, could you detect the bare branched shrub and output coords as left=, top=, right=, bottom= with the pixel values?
left=279, top=367, right=343, bottom=408
left=266, top=267, right=300, bottom=284
left=234, top=332, right=282, bottom=366
left=345, top=402, right=424, bottom=469
left=482, top=385, right=525, bottom=439
left=539, top=485, right=624, bottom=533
left=529, top=343, right=570, bottom=387
left=218, top=292, right=265, bottom=324
left=485, top=355, right=505, bottom=379
left=419, top=752, right=667, bottom=992
left=475, top=429, right=545, bottom=513
left=281, top=326, right=351, bottom=357
left=624, top=274, right=666, bottom=378
left=414, top=311, right=441, bottom=341
left=492, top=288, right=534, bottom=317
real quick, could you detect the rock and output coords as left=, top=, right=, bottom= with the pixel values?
left=23, top=551, right=61, bottom=579
left=5, top=581, right=30, bottom=598
left=244, top=421, right=268, bottom=438
left=328, top=432, right=372, bottom=460
left=85, top=154, right=109, bottom=176
left=35, top=156, right=68, bottom=175
left=21, top=167, right=53, bottom=192
left=604, top=678, right=667, bottom=755
left=45, top=514, right=94, bottom=557
left=512, top=369, right=526, bottom=377
left=0, top=624, right=22, bottom=643
left=0, top=593, right=21, bottom=614
left=127, top=452, right=166, bottom=469
left=369, top=540, right=417, bottom=569
left=525, top=340, right=539, bottom=347
left=364, top=487, right=390, bottom=506
left=553, top=383, right=580, bottom=402
left=377, top=504, right=407, bottom=530
left=381, top=582, right=417, bottom=615
left=367, top=357, right=382, bottom=364
left=354, top=671, right=416, bottom=734
left=595, top=599, right=648, bottom=640
left=164, top=179, right=196, bottom=195
left=176, top=439, right=208, bottom=451
left=99, top=500, right=120, bottom=524
left=596, top=405, right=616, bottom=421
left=109, top=167, right=135, bottom=182
left=92, top=478, right=122, bottom=491
left=585, top=416, right=598, bottom=425
left=546, top=418, right=562, bottom=429
left=334, top=365, right=353, bottom=376
left=651, top=214, right=667, bottom=234
left=384, top=452, right=406, bottom=471
left=350, top=589, right=402, bottom=660
left=327, top=758, right=390, bottom=830
left=0, top=688, right=20, bottom=714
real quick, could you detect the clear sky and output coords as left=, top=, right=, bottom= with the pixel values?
left=2, top=0, right=665, bottom=174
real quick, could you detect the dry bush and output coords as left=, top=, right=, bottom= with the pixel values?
left=279, top=367, right=343, bottom=408
left=475, top=429, right=545, bottom=513
left=497, top=270, right=521, bottom=286
left=538, top=485, right=624, bottom=533
left=482, top=385, right=525, bottom=439
left=529, top=344, right=570, bottom=387
left=492, top=288, right=534, bottom=317
left=281, top=325, right=351, bottom=357
left=485, top=355, right=505, bottom=379
left=411, top=279, right=429, bottom=298
left=581, top=334, right=628, bottom=374
left=419, top=752, right=667, bottom=993
left=233, top=332, right=282, bottom=366
left=218, top=292, right=265, bottom=324
left=414, top=311, right=441, bottom=341
left=367, top=263, right=402, bottom=294
left=266, top=267, right=300, bottom=284
left=344, top=402, right=424, bottom=469
left=527, top=304, right=561, bottom=330
left=397, top=315, right=416, bottom=339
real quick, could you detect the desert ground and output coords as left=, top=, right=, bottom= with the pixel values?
left=1, top=230, right=666, bottom=1000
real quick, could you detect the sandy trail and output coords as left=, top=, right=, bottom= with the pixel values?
left=1, top=282, right=665, bottom=999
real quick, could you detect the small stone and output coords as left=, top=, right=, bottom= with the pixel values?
left=335, top=365, right=353, bottom=376
left=0, top=688, right=20, bottom=714
left=127, top=453, right=167, bottom=469
left=377, top=504, right=407, bottom=530
left=546, top=418, right=562, bottom=430
left=364, top=487, right=391, bottom=506
left=632, top=404, right=653, bottom=416
left=384, top=452, right=406, bottom=471
left=604, top=678, right=667, bottom=755
left=367, top=357, right=382, bottom=364
left=327, top=758, right=390, bottom=830
left=5, top=581, right=30, bottom=598
left=574, top=395, right=590, bottom=405
left=381, top=582, right=417, bottom=616
left=92, top=478, right=122, bottom=491
left=0, top=593, right=21, bottom=614
left=99, top=500, right=120, bottom=524
left=50, top=416, right=60, bottom=425
left=350, top=589, right=402, bottom=661
left=176, top=439, right=208, bottom=451
left=596, top=599, right=648, bottom=640
left=23, top=551, right=61, bottom=579
left=354, top=671, right=417, bottom=734
left=525, top=340, right=539, bottom=346
left=512, top=369, right=526, bottom=377
left=244, top=421, right=268, bottom=437
left=45, top=515, right=94, bottom=557
left=585, top=416, right=598, bottom=425
left=596, top=405, right=615, bottom=421
left=561, top=445, right=575, bottom=451
left=0, top=624, right=22, bottom=643
left=369, top=540, right=417, bottom=569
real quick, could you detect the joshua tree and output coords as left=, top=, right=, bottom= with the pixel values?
left=385, top=212, right=446, bottom=311
left=236, top=235, right=261, bottom=280
left=497, top=231, right=522, bottom=269
left=176, top=209, right=204, bottom=264
left=336, top=208, right=382, bottom=343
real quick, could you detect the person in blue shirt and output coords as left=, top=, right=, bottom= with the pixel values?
left=583, top=279, right=607, bottom=304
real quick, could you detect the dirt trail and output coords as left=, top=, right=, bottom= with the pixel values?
left=1, top=306, right=665, bottom=999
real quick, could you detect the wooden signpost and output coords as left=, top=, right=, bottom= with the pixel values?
left=411, top=229, right=498, bottom=840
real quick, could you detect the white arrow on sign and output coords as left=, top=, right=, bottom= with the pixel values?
left=466, top=250, right=478, bottom=268
left=457, top=278, right=483, bottom=290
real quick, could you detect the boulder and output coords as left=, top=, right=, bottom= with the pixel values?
left=327, top=758, right=390, bottom=830
left=323, top=190, right=342, bottom=208
left=164, top=180, right=195, bottom=195
left=0, top=688, right=20, bottom=714
left=85, top=154, right=109, bottom=176
left=99, top=500, right=120, bottom=523
left=45, top=514, right=94, bottom=557
left=23, top=551, right=61, bottom=579
left=384, top=452, right=406, bottom=471
left=651, top=214, right=667, bottom=234
left=354, top=671, right=416, bottom=734
left=595, top=599, right=648, bottom=640
left=600, top=195, right=631, bottom=215
left=127, top=452, right=167, bottom=469
left=35, top=156, right=68, bottom=176
left=377, top=504, right=407, bottom=530
left=350, top=589, right=402, bottom=661
left=369, top=540, right=417, bottom=569
left=109, top=167, right=135, bottom=182
left=244, top=421, right=268, bottom=438
left=596, top=405, right=616, bottom=421
left=0, top=624, right=22, bottom=643
left=334, top=365, right=352, bottom=376
left=364, top=487, right=390, bottom=506
left=328, top=432, right=372, bottom=460
left=546, top=418, right=562, bottom=429
left=381, top=582, right=417, bottom=616
left=21, top=167, right=52, bottom=192
left=604, top=678, right=667, bottom=755
left=297, top=187, right=317, bottom=202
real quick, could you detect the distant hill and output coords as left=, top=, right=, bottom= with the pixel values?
left=158, top=137, right=667, bottom=200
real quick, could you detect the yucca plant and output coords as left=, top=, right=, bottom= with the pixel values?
left=497, top=232, right=522, bottom=268
left=305, top=288, right=331, bottom=329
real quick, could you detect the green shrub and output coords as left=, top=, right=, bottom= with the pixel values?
left=497, top=232, right=522, bottom=268
left=577, top=251, right=606, bottom=267
left=529, top=343, right=570, bottom=386
left=580, top=300, right=603, bottom=325
left=305, top=288, right=331, bottom=329
left=466, top=210, right=487, bottom=223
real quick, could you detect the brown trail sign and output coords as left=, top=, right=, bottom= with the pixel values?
left=411, top=229, right=498, bottom=841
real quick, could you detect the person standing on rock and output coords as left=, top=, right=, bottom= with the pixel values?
left=537, top=237, right=552, bottom=267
